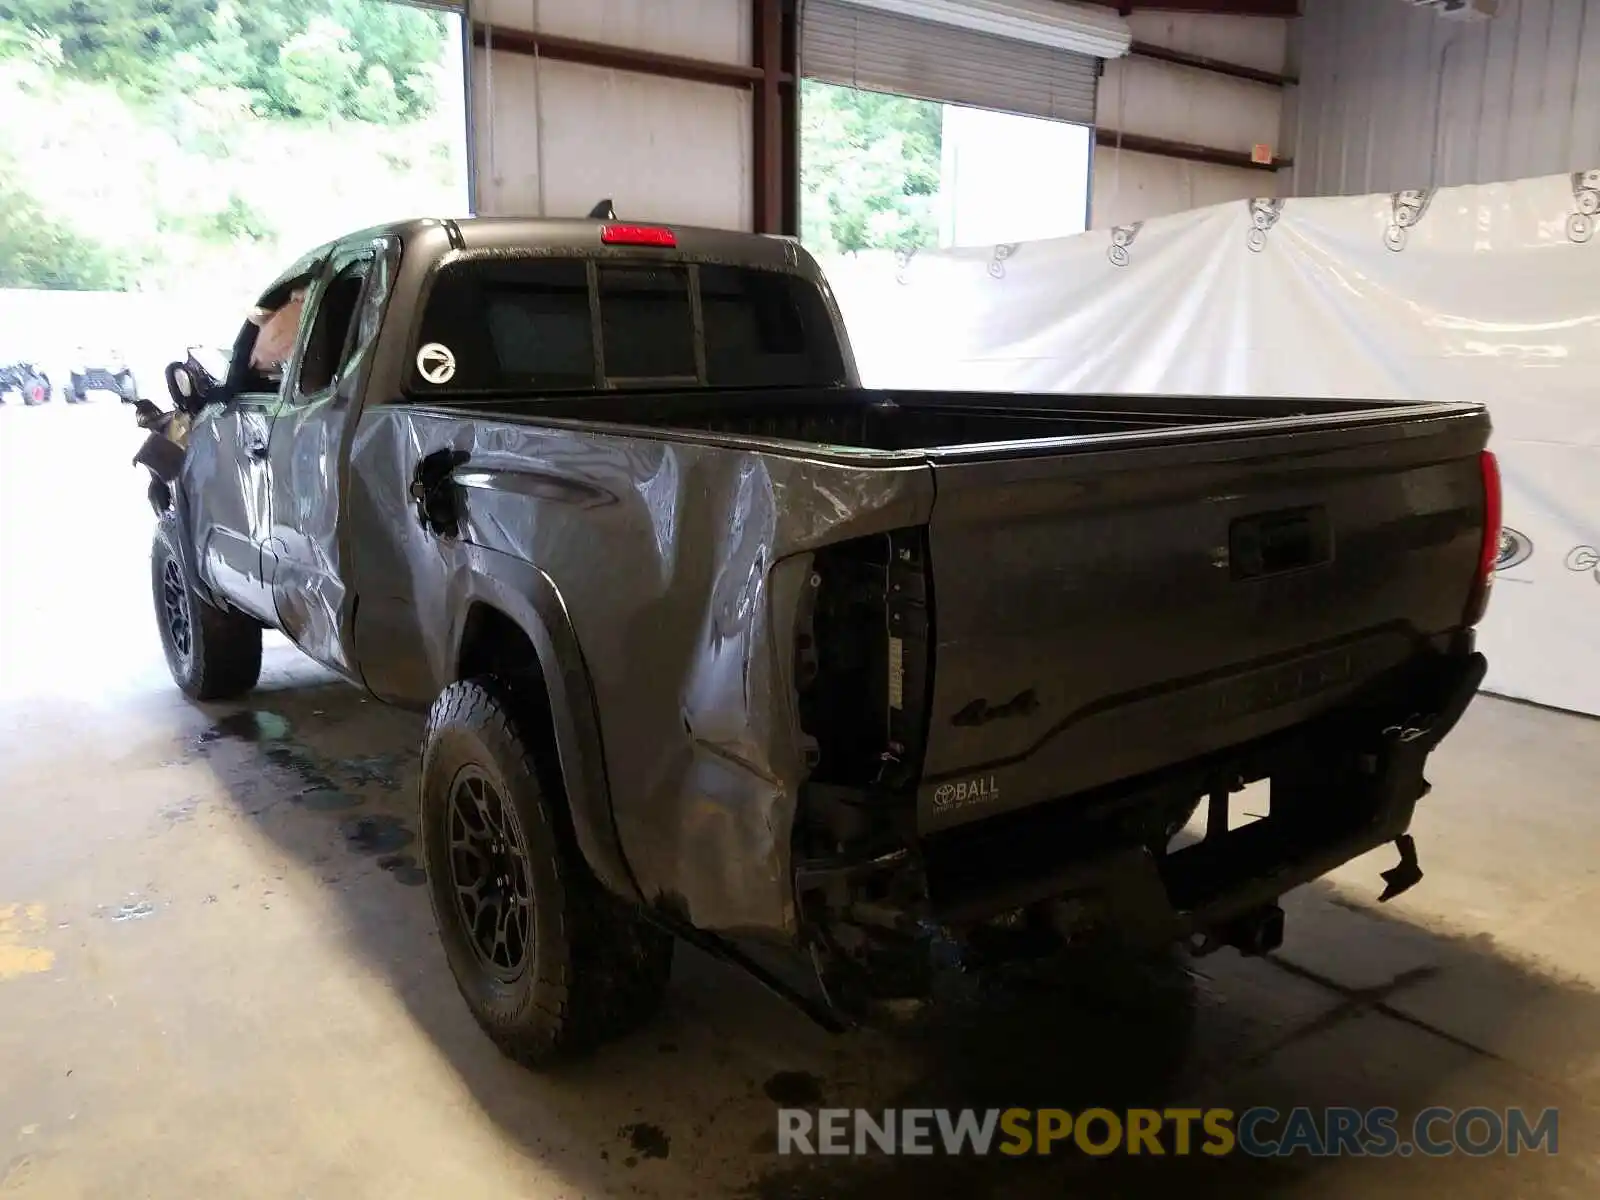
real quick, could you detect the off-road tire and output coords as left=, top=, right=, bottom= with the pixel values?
left=151, top=513, right=262, bottom=700
left=421, top=678, right=673, bottom=1068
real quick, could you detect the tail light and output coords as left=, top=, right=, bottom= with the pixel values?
left=600, top=224, right=677, bottom=248
left=1465, top=449, right=1501, bottom=626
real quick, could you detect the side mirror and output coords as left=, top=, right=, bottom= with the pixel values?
left=166, top=360, right=200, bottom=407
left=165, top=359, right=220, bottom=415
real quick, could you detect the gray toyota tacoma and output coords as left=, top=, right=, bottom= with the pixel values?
left=137, top=216, right=1497, bottom=1066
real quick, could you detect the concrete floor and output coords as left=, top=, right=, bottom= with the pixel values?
left=1, top=400, right=1597, bottom=1198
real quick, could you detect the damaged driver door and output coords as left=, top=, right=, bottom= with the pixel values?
left=264, top=238, right=394, bottom=678
left=182, top=328, right=282, bottom=625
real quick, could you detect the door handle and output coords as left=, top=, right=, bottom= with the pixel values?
left=247, top=443, right=269, bottom=461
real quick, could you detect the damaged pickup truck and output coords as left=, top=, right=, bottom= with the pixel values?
left=138, top=216, right=1496, bottom=1066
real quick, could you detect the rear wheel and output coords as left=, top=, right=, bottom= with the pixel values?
left=23, top=375, right=48, bottom=405
left=151, top=514, right=262, bottom=700
left=421, top=678, right=673, bottom=1068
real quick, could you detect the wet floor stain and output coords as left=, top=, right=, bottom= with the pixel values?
left=376, top=853, right=427, bottom=886
left=297, top=788, right=358, bottom=812
left=763, top=1071, right=825, bottom=1107
left=194, top=710, right=339, bottom=792
left=262, top=743, right=342, bottom=792
left=618, top=1122, right=671, bottom=1163
left=197, top=710, right=291, bottom=745
left=188, top=708, right=423, bottom=887
left=337, top=754, right=403, bottom=790
left=341, top=814, right=415, bottom=856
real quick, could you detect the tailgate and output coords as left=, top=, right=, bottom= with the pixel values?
left=916, top=404, right=1490, bottom=832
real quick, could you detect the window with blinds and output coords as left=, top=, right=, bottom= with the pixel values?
left=800, top=0, right=1099, bottom=126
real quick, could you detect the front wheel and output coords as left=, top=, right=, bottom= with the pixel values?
left=23, top=375, right=49, bottom=405
left=151, top=515, right=262, bottom=700
left=421, top=679, right=673, bottom=1068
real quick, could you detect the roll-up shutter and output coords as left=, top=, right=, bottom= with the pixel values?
left=801, top=0, right=1099, bottom=126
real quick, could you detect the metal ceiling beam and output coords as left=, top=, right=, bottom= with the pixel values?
left=470, top=23, right=774, bottom=90
left=1129, top=40, right=1298, bottom=86
left=1095, top=129, right=1291, bottom=171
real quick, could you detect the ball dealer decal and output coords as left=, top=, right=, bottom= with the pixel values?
left=932, top=775, right=1000, bottom=813
left=416, top=342, right=457, bottom=385
left=1495, top=528, right=1533, bottom=571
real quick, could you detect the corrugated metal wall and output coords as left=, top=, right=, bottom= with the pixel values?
left=1289, top=0, right=1600, bottom=197
left=470, top=0, right=755, bottom=227
left=1094, top=13, right=1290, bottom=228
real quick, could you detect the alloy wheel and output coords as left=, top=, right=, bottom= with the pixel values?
left=447, top=767, right=534, bottom=980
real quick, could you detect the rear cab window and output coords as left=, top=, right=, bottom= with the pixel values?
left=407, top=256, right=845, bottom=395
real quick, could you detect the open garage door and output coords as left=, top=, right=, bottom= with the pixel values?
left=798, top=1, right=1127, bottom=252
left=800, top=0, right=1113, bottom=125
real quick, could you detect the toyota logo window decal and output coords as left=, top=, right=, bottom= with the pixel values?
left=416, top=342, right=457, bottom=385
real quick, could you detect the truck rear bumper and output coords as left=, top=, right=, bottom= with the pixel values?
left=944, top=645, right=1484, bottom=939
left=797, top=642, right=1486, bottom=1006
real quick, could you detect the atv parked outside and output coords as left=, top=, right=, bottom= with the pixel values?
left=65, top=349, right=137, bottom=403
left=0, top=361, right=51, bottom=406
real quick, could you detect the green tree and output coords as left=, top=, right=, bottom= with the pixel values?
left=801, top=80, right=944, bottom=254
left=349, top=61, right=403, bottom=123
left=327, top=0, right=443, bottom=117
left=270, top=15, right=358, bottom=119
left=0, top=0, right=212, bottom=89
left=2, top=0, right=447, bottom=121
left=0, top=165, right=133, bottom=289
left=195, top=1, right=253, bottom=88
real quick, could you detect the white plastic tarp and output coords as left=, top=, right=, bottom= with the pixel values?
left=821, top=169, right=1600, bottom=717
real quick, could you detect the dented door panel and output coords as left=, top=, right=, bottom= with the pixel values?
left=179, top=400, right=276, bottom=623
left=266, top=238, right=398, bottom=679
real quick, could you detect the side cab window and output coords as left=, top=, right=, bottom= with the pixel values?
left=227, top=277, right=313, bottom=399
left=294, top=257, right=373, bottom=402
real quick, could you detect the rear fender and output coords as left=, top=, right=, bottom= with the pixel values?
left=446, top=547, right=642, bottom=904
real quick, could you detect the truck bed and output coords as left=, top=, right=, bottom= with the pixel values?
left=427, top=387, right=1424, bottom=455
left=409, top=387, right=1490, bottom=838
